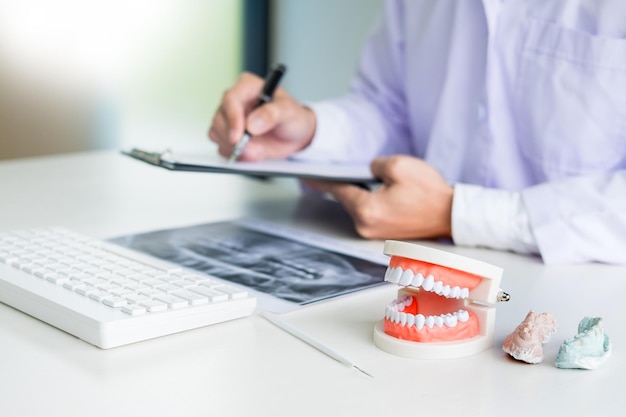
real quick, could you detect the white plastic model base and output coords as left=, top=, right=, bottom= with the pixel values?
left=374, top=241, right=505, bottom=359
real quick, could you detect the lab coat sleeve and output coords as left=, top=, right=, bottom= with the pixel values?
left=521, top=171, right=626, bottom=265
left=292, top=1, right=413, bottom=163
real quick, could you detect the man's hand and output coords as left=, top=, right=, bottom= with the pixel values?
left=208, top=72, right=317, bottom=161
left=303, top=155, right=454, bottom=240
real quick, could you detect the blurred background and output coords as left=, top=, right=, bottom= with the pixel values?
left=0, top=0, right=381, bottom=160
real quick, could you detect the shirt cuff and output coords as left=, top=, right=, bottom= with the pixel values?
left=451, top=184, right=539, bottom=255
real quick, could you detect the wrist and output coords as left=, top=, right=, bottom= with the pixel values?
left=438, top=185, right=454, bottom=238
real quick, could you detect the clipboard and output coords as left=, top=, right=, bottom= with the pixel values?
left=123, top=148, right=379, bottom=186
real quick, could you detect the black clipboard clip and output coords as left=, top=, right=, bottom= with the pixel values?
left=124, top=148, right=172, bottom=167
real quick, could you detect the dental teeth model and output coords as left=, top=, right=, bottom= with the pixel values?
left=555, top=317, right=611, bottom=370
left=502, top=310, right=557, bottom=364
left=374, top=241, right=508, bottom=359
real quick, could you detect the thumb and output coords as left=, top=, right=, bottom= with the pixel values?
left=246, top=99, right=288, bottom=136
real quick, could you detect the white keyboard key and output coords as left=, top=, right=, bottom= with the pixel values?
left=158, top=274, right=186, bottom=284
left=125, top=294, right=149, bottom=304
left=139, top=288, right=163, bottom=298
left=68, top=272, right=92, bottom=281
left=158, top=284, right=183, bottom=293
left=110, top=287, right=134, bottom=297
left=47, top=274, right=70, bottom=285
left=124, top=283, right=150, bottom=292
left=139, top=299, right=168, bottom=312
left=102, top=296, right=127, bottom=308
left=153, top=294, right=188, bottom=309
left=182, top=274, right=211, bottom=283
left=82, top=278, right=106, bottom=287
left=141, top=278, right=163, bottom=287
left=215, top=285, right=248, bottom=299
left=62, top=280, right=84, bottom=291
left=121, top=304, right=147, bottom=316
left=96, top=282, right=117, bottom=291
left=19, top=263, right=37, bottom=274
left=76, top=286, right=98, bottom=297
left=5, top=257, right=21, bottom=267
left=88, top=291, right=110, bottom=302
left=111, top=276, right=133, bottom=286
left=33, top=268, right=53, bottom=279
left=173, top=279, right=197, bottom=289
left=96, top=272, right=115, bottom=280
left=171, top=290, right=209, bottom=306
left=189, top=286, right=229, bottom=302
left=142, top=270, right=168, bottom=279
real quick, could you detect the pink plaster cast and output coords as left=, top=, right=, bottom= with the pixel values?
left=502, top=310, right=557, bottom=364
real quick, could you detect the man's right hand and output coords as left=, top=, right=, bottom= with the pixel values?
left=208, top=72, right=317, bottom=162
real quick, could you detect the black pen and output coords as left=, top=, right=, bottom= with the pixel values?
left=228, top=64, right=287, bottom=163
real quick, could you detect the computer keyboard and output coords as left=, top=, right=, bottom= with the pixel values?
left=0, top=227, right=256, bottom=348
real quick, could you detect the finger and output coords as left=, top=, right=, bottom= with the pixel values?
left=209, top=112, right=244, bottom=160
left=370, top=155, right=411, bottom=184
left=305, top=180, right=371, bottom=216
left=221, top=73, right=265, bottom=144
left=208, top=111, right=228, bottom=144
left=370, top=156, right=392, bottom=182
left=245, top=88, right=291, bottom=136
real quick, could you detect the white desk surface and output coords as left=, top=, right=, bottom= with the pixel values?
left=0, top=150, right=623, bottom=417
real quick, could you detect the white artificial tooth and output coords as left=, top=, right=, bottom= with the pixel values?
left=422, top=275, right=435, bottom=291
left=399, top=312, right=407, bottom=326
left=384, top=268, right=393, bottom=282
left=385, top=305, right=392, bottom=319
left=457, top=310, right=469, bottom=322
left=451, top=286, right=461, bottom=298
left=434, top=316, right=444, bottom=328
left=415, top=314, right=425, bottom=330
left=441, top=285, right=451, bottom=297
left=460, top=288, right=470, bottom=299
left=425, top=316, right=435, bottom=328
left=390, top=267, right=402, bottom=283
left=433, top=280, right=443, bottom=294
left=406, top=314, right=415, bottom=327
left=412, top=273, right=424, bottom=287
left=393, top=310, right=400, bottom=323
left=404, top=296, right=413, bottom=307
left=444, top=314, right=458, bottom=327
left=399, top=269, right=414, bottom=286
